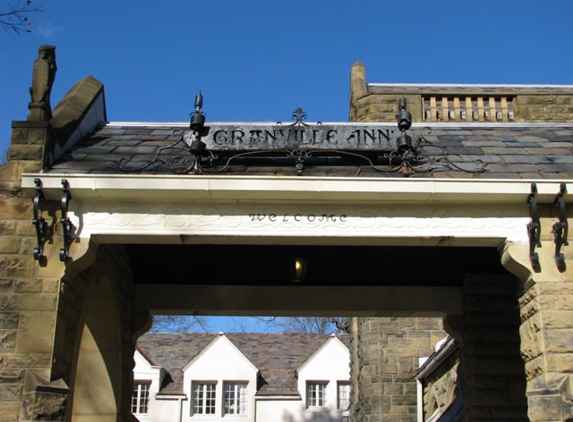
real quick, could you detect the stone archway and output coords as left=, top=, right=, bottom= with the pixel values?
left=70, top=274, right=121, bottom=422
left=51, top=243, right=139, bottom=422
left=12, top=172, right=572, bottom=422
left=17, top=176, right=560, bottom=415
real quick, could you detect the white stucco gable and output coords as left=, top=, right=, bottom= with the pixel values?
left=181, top=333, right=259, bottom=422
left=134, top=348, right=166, bottom=391
left=182, top=333, right=258, bottom=375
left=297, top=334, right=350, bottom=379
left=296, top=334, right=351, bottom=416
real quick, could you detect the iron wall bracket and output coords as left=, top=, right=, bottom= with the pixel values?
left=552, top=183, right=568, bottom=272
left=32, top=178, right=47, bottom=261
left=527, top=183, right=541, bottom=272
left=59, top=179, right=73, bottom=261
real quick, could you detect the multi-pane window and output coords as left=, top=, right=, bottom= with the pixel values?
left=192, top=382, right=217, bottom=415
left=131, top=382, right=150, bottom=414
left=307, top=382, right=327, bottom=407
left=224, top=382, right=247, bottom=415
left=337, top=382, right=350, bottom=410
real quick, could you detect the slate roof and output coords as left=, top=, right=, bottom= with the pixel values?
left=47, top=122, right=573, bottom=178
left=136, top=332, right=350, bottom=396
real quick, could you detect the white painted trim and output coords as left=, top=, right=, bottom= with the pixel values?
left=155, top=395, right=187, bottom=400
left=254, top=395, right=302, bottom=401
left=21, top=174, right=571, bottom=205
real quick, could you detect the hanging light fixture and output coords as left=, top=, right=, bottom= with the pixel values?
left=290, top=257, right=308, bottom=283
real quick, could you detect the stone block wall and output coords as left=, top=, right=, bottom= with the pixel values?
left=0, top=121, right=64, bottom=421
left=0, top=55, right=110, bottom=420
left=351, top=317, right=445, bottom=422
left=515, top=94, right=573, bottom=122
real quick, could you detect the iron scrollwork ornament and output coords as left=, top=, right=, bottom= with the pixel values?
left=59, top=179, right=73, bottom=261
left=32, top=178, right=47, bottom=260
left=552, top=182, right=568, bottom=272
left=527, top=183, right=542, bottom=272
left=119, top=93, right=210, bottom=175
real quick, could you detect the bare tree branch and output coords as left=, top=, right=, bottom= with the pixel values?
left=1, top=1, right=42, bottom=34
left=257, top=316, right=347, bottom=334
left=149, top=315, right=209, bottom=333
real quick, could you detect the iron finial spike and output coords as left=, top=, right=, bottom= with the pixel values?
left=194, top=92, right=203, bottom=111
left=397, top=96, right=412, bottom=132
left=398, top=95, right=407, bottom=111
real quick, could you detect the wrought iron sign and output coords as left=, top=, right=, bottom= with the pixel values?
left=118, top=94, right=486, bottom=176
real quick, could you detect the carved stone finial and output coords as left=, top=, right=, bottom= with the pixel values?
left=27, top=45, right=57, bottom=122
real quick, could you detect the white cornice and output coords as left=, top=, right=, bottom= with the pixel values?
left=21, top=174, right=571, bottom=205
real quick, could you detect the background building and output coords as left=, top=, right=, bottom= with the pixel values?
left=132, top=333, right=350, bottom=422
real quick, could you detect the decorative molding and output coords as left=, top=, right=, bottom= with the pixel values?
left=70, top=202, right=529, bottom=245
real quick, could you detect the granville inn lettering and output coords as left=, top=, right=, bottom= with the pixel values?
left=192, top=124, right=399, bottom=151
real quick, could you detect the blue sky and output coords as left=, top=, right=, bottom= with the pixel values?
left=2, top=0, right=573, bottom=154
left=2, top=0, right=573, bottom=331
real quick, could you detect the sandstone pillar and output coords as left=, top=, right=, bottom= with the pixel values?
left=443, top=274, right=529, bottom=421
left=502, top=241, right=573, bottom=421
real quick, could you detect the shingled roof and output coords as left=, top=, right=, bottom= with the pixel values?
left=136, top=332, right=350, bottom=396
left=45, top=121, right=573, bottom=179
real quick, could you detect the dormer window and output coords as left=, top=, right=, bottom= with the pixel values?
left=337, top=381, right=351, bottom=410
left=192, top=382, right=217, bottom=415
left=224, top=382, right=248, bottom=415
left=131, top=381, right=150, bottom=415
left=307, top=381, right=327, bottom=407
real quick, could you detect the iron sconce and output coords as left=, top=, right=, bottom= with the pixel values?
left=290, top=257, right=308, bottom=283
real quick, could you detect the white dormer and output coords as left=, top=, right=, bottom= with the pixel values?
left=297, top=335, right=351, bottom=418
left=181, top=334, right=258, bottom=422
left=132, top=348, right=165, bottom=422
